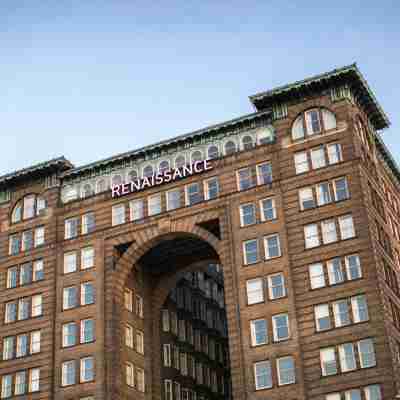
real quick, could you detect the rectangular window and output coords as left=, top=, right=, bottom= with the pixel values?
left=243, top=239, right=259, bottom=265
left=136, top=331, right=144, bottom=354
left=82, top=212, right=95, bottom=234
left=148, top=194, right=162, bottom=216
left=327, top=143, right=342, bottom=164
left=14, top=371, right=26, bottom=395
left=204, top=177, right=219, bottom=200
left=246, top=278, right=264, bottom=305
left=294, top=151, right=309, bottom=174
left=304, top=224, right=320, bottom=248
left=260, top=197, right=276, bottom=221
left=345, top=254, right=362, bottom=280
left=237, top=168, right=255, bottom=191
left=18, top=298, right=30, bottom=320
left=163, top=344, right=171, bottom=367
left=164, top=380, right=173, bottom=400
left=254, top=360, right=272, bottom=390
left=166, top=189, right=181, bottom=211
left=1, top=375, right=12, bottom=399
left=135, top=295, right=143, bottom=318
left=31, top=295, right=42, bottom=317
left=126, top=362, right=134, bottom=387
left=351, top=295, right=369, bottom=323
left=124, top=288, right=133, bottom=311
left=2, top=337, right=14, bottom=360
left=239, top=203, right=256, bottom=226
left=65, top=217, right=79, bottom=239
left=264, top=234, right=281, bottom=259
left=309, top=263, right=326, bottom=289
left=136, top=368, right=145, bottom=392
left=277, top=356, right=295, bottom=385
left=28, top=368, right=40, bottom=393
left=299, top=188, right=315, bottom=210
left=130, top=199, right=144, bottom=221
left=19, top=262, right=32, bottom=285
left=185, top=183, right=202, bottom=206
left=80, top=356, right=94, bottom=382
left=9, top=234, right=21, bottom=255
left=364, top=385, right=382, bottom=400
left=33, top=260, right=44, bottom=281
left=62, top=322, right=77, bottom=347
left=257, top=162, right=272, bottom=185
left=16, top=334, right=28, bottom=357
left=267, top=273, right=285, bottom=299
left=81, top=282, right=95, bottom=305
left=338, top=215, right=355, bottom=240
left=23, top=195, right=36, bottom=219
left=316, top=182, right=331, bottom=206
left=34, top=227, right=45, bottom=247
left=250, top=319, right=268, bottom=346
left=320, top=347, right=337, bottom=376
left=5, top=302, right=17, bottom=323
left=338, top=343, right=356, bottom=372
left=29, top=331, right=41, bottom=354
left=64, top=252, right=77, bottom=274
left=311, top=146, right=326, bottom=169
left=6, top=267, right=18, bottom=289
left=81, top=319, right=95, bottom=343
left=327, top=258, right=344, bottom=285
left=112, top=204, right=126, bottom=226
left=345, top=389, right=362, bottom=400
left=125, top=325, right=134, bottom=348
left=358, top=338, right=376, bottom=368
left=63, top=286, right=78, bottom=310
left=81, top=247, right=94, bottom=270
left=22, top=230, right=34, bottom=251
left=333, top=177, right=349, bottom=201
left=333, top=300, right=351, bottom=327
left=161, top=309, right=170, bottom=332
left=315, top=304, right=331, bottom=331
left=321, top=219, right=337, bottom=244
left=272, top=313, right=290, bottom=341
left=62, top=360, right=76, bottom=386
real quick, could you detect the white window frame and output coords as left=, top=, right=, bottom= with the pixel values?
left=304, top=223, right=320, bottom=249
left=309, top=263, right=326, bottom=289
left=243, top=239, right=259, bottom=265
left=239, top=203, right=256, bottom=227
left=112, top=204, right=126, bottom=226
left=246, top=278, right=264, bottom=305
left=260, top=197, right=277, bottom=221
left=264, top=234, right=281, bottom=259
left=250, top=319, right=268, bottom=346
left=148, top=194, right=162, bottom=216
left=254, top=360, right=272, bottom=390
left=272, top=313, right=290, bottom=342
left=276, top=356, right=296, bottom=386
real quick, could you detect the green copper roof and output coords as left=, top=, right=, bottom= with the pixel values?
left=249, top=63, right=390, bottom=130
left=62, top=109, right=271, bottom=178
left=0, top=157, right=73, bottom=187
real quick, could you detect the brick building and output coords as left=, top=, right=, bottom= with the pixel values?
left=0, top=64, right=399, bottom=400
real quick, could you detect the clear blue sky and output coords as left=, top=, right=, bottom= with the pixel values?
left=1, top=0, right=399, bottom=175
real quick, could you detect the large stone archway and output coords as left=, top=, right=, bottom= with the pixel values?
left=103, top=217, right=245, bottom=400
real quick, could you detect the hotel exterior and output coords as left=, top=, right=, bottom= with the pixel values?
left=0, top=64, right=399, bottom=400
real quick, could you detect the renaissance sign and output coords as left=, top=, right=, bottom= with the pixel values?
left=111, top=159, right=213, bottom=198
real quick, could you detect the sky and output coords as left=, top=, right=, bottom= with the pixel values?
left=1, top=0, right=399, bottom=175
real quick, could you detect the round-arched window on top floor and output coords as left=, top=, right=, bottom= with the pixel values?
left=81, top=183, right=94, bottom=199
left=292, top=108, right=337, bottom=141
left=96, top=179, right=107, bottom=193
left=191, top=150, right=203, bottom=163
left=207, top=145, right=219, bottom=160
left=128, top=169, right=138, bottom=182
left=112, top=174, right=123, bottom=186
left=241, top=135, right=254, bottom=151
left=224, top=140, right=236, bottom=155
left=175, top=155, right=186, bottom=169
left=159, top=160, right=170, bottom=174
left=11, top=194, right=47, bottom=224
left=143, top=165, right=154, bottom=178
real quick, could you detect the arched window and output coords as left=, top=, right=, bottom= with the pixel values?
left=112, top=175, right=123, bottom=186
left=159, top=160, right=170, bottom=174
left=128, top=169, right=138, bottom=182
left=143, top=165, right=154, bottom=178
left=81, top=183, right=93, bottom=199
left=291, top=108, right=337, bottom=140
left=207, top=145, right=219, bottom=160
left=96, top=179, right=107, bottom=193
left=257, top=127, right=274, bottom=145
left=224, top=140, right=236, bottom=155
left=175, top=155, right=186, bottom=169
left=242, top=135, right=254, bottom=151
left=191, top=150, right=203, bottom=163
left=11, top=194, right=47, bottom=223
